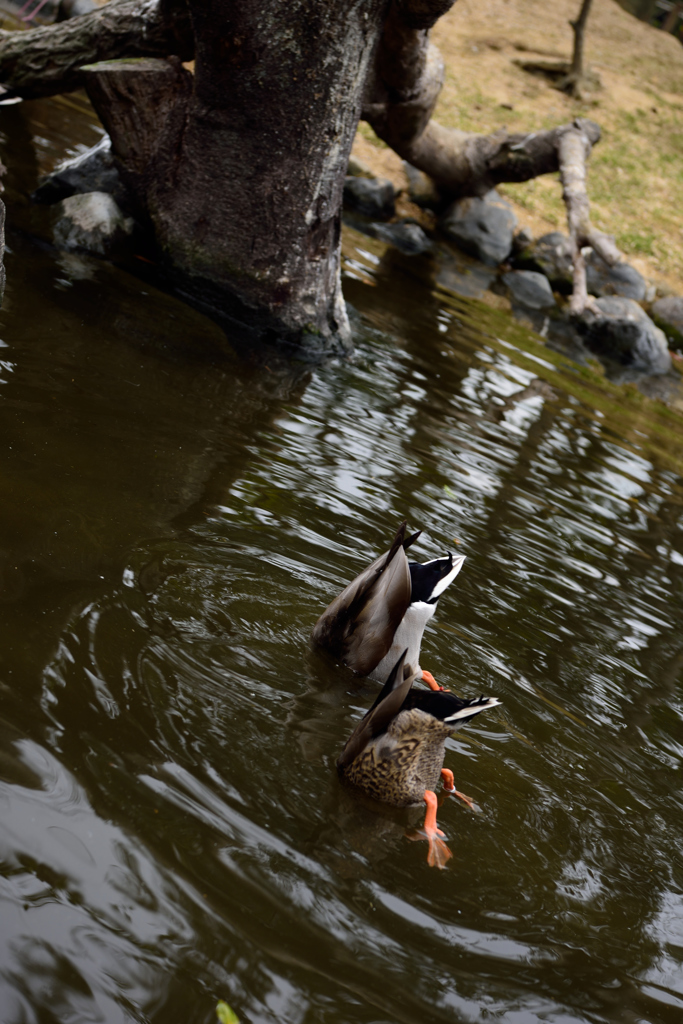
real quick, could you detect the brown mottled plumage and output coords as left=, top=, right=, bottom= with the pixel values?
left=341, top=706, right=453, bottom=806
left=337, top=650, right=501, bottom=867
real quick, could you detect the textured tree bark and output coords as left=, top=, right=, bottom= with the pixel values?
left=0, top=0, right=193, bottom=99
left=569, top=0, right=593, bottom=80
left=0, top=0, right=620, bottom=354
left=83, top=1, right=387, bottom=354
left=81, top=56, right=192, bottom=215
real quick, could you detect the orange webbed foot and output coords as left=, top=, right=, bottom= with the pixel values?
left=426, top=830, right=453, bottom=869
left=421, top=670, right=450, bottom=693
left=441, top=768, right=477, bottom=811
left=405, top=790, right=453, bottom=869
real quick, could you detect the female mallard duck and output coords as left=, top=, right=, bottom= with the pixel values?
left=337, top=650, right=501, bottom=868
left=312, top=521, right=464, bottom=689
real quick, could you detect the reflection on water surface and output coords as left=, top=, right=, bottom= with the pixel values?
left=0, top=93, right=683, bottom=1024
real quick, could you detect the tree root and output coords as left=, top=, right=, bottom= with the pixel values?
left=514, top=60, right=602, bottom=100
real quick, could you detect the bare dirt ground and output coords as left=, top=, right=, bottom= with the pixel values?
left=352, top=0, right=683, bottom=296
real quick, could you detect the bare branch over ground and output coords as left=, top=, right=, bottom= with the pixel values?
left=0, top=0, right=193, bottom=99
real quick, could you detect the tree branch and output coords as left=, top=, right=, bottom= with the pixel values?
left=0, top=0, right=193, bottom=99
left=557, top=120, right=622, bottom=314
left=367, top=1, right=622, bottom=315
left=364, top=0, right=602, bottom=196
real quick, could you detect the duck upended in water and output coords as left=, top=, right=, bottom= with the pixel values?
left=337, top=650, right=501, bottom=868
left=312, top=521, right=464, bottom=688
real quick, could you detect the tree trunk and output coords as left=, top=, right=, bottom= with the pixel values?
left=569, top=0, right=594, bottom=80
left=81, top=0, right=388, bottom=355
left=662, top=2, right=683, bottom=33
left=512, top=0, right=597, bottom=99
left=549, top=0, right=597, bottom=99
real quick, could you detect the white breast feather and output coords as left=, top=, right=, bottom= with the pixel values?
left=368, top=601, right=436, bottom=682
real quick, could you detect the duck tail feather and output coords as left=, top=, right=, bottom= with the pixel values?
left=443, top=696, right=501, bottom=722
left=403, top=528, right=422, bottom=552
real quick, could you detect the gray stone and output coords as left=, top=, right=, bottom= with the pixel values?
left=441, top=190, right=517, bottom=266
left=638, top=373, right=683, bottom=405
left=346, top=155, right=374, bottom=179
left=512, top=231, right=573, bottom=293
left=343, top=176, right=395, bottom=219
left=579, top=296, right=671, bottom=376
left=544, top=317, right=592, bottom=366
left=368, top=220, right=432, bottom=255
left=651, top=296, right=683, bottom=346
left=53, top=192, right=134, bottom=256
left=513, top=233, right=647, bottom=301
left=55, top=251, right=97, bottom=282
left=512, top=226, right=534, bottom=252
left=403, top=161, right=440, bottom=208
left=33, top=136, right=127, bottom=207
left=501, top=270, right=556, bottom=309
left=435, top=245, right=497, bottom=299
left=585, top=251, right=646, bottom=301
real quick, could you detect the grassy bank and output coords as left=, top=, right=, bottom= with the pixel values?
left=352, top=0, right=683, bottom=295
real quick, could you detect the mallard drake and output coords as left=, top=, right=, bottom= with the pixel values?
left=337, top=650, right=501, bottom=868
left=312, top=521, right=464, bottom=689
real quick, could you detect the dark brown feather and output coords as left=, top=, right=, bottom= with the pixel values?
left=337, top=650, right=417, bottom=769
left=311, top=521, right=413, bottom=676
left=403, top=529, right=422, bottom=552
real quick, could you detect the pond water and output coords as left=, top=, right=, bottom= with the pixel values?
left=1, top=91, right=683, bottom=1024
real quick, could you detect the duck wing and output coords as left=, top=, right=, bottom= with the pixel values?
left=312, top=521, right=419, bottom=676
left=337, top=650, right=417, bottom=769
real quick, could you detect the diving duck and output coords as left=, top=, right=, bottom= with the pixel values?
left=337, top=650, right=501, bottom=868
left=312, top=521, right=464, bottom=689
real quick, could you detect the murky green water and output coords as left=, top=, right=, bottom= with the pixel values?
left=1, top=92, right=683, bottom=1024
